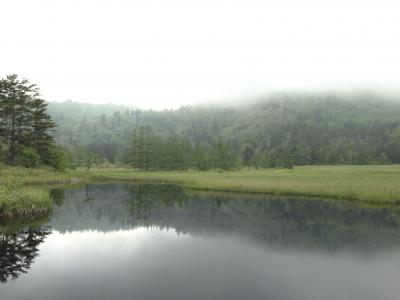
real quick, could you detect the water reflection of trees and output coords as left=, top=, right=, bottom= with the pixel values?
left=0, top=226, right=50, bottom=283
left=50, top=188, right=65, bottom=206
left=126, top=184, right=186, bottom=220
left=124, top=186, right=400, bottom=250
left=50, top=183, right=400, bottom=250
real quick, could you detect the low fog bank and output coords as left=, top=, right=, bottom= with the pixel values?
left=197, top=88, right=400, bottom=111
left=48, top=87, right=400, bottom=113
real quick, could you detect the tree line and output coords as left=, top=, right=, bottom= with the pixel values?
left=0, top=74, right=63, bottom=169
left=4, top=74, right=400, bottom=171
left=130, top=126, right=237, bottom=170
left=48, top=93, right=400, bottom=169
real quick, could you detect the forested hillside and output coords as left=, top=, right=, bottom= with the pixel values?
left=48, top=92, right=400, bottom=169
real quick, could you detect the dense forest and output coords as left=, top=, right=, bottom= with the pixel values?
left=2, top=74, right=400, bottom=170
left=48, top=92, right=400, bottom=169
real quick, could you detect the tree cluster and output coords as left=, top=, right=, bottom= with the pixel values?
left=48, top=92, right=400, bottom=169
left=130, top=126, right=237, bottom=170
left=0, top=74, right=62, bottom=169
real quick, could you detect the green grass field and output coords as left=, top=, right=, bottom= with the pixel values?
left=1, top=165, right=400, bottom=220
left=86, top=165, right=400, bottom=203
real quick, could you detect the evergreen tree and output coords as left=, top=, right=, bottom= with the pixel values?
left=165, top=133, right=181, bottom=170
left=0, top=74, right=35, bottom=163
left=131, top=126, right=153, bottom=170
left=30, top=97, right=56, bottom=164
left=281, top=147, right=295, bottom=169
left=179, top=133, right=192, bottom=170
left=193, top=142, right=208, bottom=171
left=241, top=144, right=255, bottom=167
left=260, top=151, right=273, bottom=168
left=212, top=138, right=236, bottom=171
left=0, top=74, right=57, bottom=166
left=377, top=152, right=391, bottom=164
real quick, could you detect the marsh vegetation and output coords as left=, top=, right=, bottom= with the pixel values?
left=0, top=166, right=84, bottom=219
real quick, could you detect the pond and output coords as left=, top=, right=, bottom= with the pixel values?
left=1, top=183, right=400, bottom=300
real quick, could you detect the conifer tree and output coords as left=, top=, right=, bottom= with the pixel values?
left=241, top=144, right=255, bottom=167
left=30, top=97, right=56, bottom=163
left=212, top=138, right=236, bottom=171
left=0, top=74, right=57, bottom=166
left=131, top=126, right=153, bottom=170
left=193, top=142, right=209, bottom=170
left=0, top=74, right=35, bottom=163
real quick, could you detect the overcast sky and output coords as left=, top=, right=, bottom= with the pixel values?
left=1, top=0, right=400, bottom=109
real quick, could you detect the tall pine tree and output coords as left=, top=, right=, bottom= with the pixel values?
left=30, top=97, right=56, bottom=164
left=0, top=74, right=57, bottom=166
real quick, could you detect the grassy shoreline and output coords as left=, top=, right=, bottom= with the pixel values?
left=0, top=167, right=87, bottom=220
left=87, top=165, right=400, bottom=204
left=1, top=165, right=400, bottom=221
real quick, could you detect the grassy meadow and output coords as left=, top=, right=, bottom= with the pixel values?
left=1, top=164, right=400, bottom=220
left=87, top=165, right=400, bottom=204
left=0, top=166, right=86, bottom=219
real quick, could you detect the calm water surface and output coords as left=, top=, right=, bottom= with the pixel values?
left=1, top=183, right=400, bottom=300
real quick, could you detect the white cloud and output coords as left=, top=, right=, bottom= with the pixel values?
left=1, top=0, right=400, bottom=109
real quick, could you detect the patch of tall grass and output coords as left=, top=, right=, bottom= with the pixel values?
left=86, top=165, right=400, bottom=203
left=0, top=165, right=86, bottom=220
left=0, top=185, right=51, bottom=219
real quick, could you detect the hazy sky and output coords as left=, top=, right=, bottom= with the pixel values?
left=1, top=0, right=400, bottom=109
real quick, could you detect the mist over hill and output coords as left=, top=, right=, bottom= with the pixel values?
left=47, top=92, right=400, bottom=167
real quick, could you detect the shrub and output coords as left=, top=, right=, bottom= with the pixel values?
left=20, top=147, right=40, bottom=168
